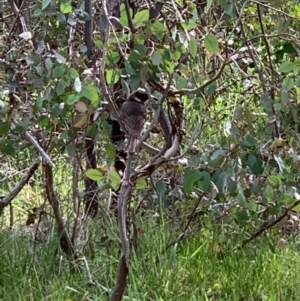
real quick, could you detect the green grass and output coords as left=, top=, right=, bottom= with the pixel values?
left=1, top=220, right=300, bottom=301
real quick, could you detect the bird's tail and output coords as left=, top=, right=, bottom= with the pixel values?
left=126, top=136, right=139, bottom=153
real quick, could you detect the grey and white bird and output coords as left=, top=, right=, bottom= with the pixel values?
left=121, top=90, right=149, bottom=153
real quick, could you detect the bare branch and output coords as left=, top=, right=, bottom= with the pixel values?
left=24, top=131, right=53, bottom=166
left=0, top=160, right=40, bottom=213
left=44, top=164, right=75, bottom=258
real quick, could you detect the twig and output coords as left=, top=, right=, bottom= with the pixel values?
left=24, top=131, right=53, bottom=166
left=99, top=0, right=124, bottom=130
left=0, top=160, right=40, bottom=213
left=237, top=197, right=300, bottom=250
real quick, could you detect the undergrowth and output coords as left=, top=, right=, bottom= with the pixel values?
left=1, top=219, right=300, bottom=301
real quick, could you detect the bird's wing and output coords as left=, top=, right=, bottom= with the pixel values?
left=123, top=115, right=145, bottom=138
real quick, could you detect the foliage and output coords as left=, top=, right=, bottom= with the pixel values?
left=2, top=0, right=300, bottom=299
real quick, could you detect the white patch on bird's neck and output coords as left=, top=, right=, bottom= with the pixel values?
left=132, top=96, right=143, bottom=102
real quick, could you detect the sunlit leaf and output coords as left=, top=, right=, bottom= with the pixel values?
left=85, top=169, right=103, bottom=181
left=109, top=169, right=121, bottom=190
left=66, top=94, right=80, bottom=105
left=60, top=3, right=72, bottom=13
left=106, top=69, right=120, bottom=85
left=105, top=142, right=116, bottom=159
left=119, top=3, right=132, bottom=27
left=136, top=177, right=147, bottom=189
left=69, top=68, right=79, bottom=79
left=265, top=184, right=274, bottom=201
left=134, top=9, right=149, bottom=27
left=81, top=84, right=99, bottom=106
left=206, top=0, right=213, bottom=11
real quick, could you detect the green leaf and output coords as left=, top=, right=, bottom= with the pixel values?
left=81, top=84, right=99, bottom=106
left=53, top=50, right=66, bottom=64
left=42, top=0, right=51, bottom=10
left=152, top=51, right=162, bottom=66
left=52, top=65, right=65, bottom=78
left=265, top=184, right=274, bottom=201
left=198, top=171, right=211, bottom=192
left=247, top=154, right=257, bottom=168
left=124, top=61, right=136, bottom=75
left=119, top=3, right=132, bottom=27
left=211, top=170, right=226, bottom=189
left=241, top=135, right=257, bottom=148
left=109, top=170, right=121, bottom=190
left=235, top=210, right=249, bottom=223
left=136, top=178, right=147, bottom=190
left=37, top=115, right=49, bottom=127
left=60, top=3, right=72, bottom=13
left=106, top=51, right=121, bottom=64
left=205, top=81, right=217, bottom=96
left=249, top=156, right=264, bottom=175
left=134, top=9, right=149, bottom=27
left=268, top=174, right=282, bottom=185
left=206, top=0, right=213, bottom=11
left=156, top=181, right=167, bottom=195
left=260, top=92, right=274, bottom=115
left=86, top=169, right=103, bottom=181
left=94, top=39, right=103, bottom=49
left=0, top=140, right=16, bottom=156
left=74, top=77, right=82, bottom=92
left=150, top=21, right=165, bottom=41
left=69, top=68, right=79, bottom=79
left=45, top=58, right=53, bottom=70
left=278, top=61, right=294, bottom=73
left=204, top=34, right=219, bottom=54
left=282, top=77, right=294, bottom=92
left=189, top=38, right=198, bottom=58
left=105, top=142, right=116, bottom=159
left=0, top=122, right=9, bottom=136
left=183, top=168, right=201, bottom=193
left=296, top=86, right=300, bottom=104
left=106, top=69, right=120, bottom=85
left=66, top=94, right=80, bottom=105
left=181, top=19, right=196, bottom=30
left=121, top=78, right=131, bottom=97
left=56, top=82, right=66, bottom=96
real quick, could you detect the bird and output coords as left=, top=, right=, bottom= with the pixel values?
left=120, top=89, right=149, bottom=153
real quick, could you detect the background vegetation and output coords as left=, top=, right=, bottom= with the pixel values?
left=1, top=0, right=300, bottom=300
